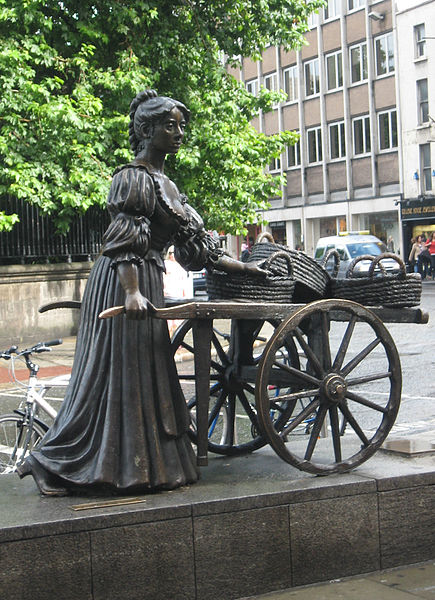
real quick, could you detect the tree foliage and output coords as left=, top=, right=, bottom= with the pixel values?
left=0, top=0, right=324, bottom=234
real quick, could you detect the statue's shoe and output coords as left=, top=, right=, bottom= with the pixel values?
left=17, top=456, right=69, bottom=496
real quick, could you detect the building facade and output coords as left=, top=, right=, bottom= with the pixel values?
left=231, top=0, right=434, bottom=259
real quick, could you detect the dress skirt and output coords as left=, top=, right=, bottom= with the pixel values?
left=29, top=255, right=199, bottom=493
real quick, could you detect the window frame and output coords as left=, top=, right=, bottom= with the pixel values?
left=283, top=65, right=298, bottom=103
left=417, top=79, right=429, bottom=124
left=352, top=115, right=371, bottom=156
left=378, top=109, right=397, bottom=152
left=420, top=143, right=432, bottom=192
left=269, top=156, right=281, bottom=173
left=263, top=72, right=278, bottom=93
left=414, top=23, right=426, bottom=59
left=325, top=50, right=343, bottom=91
left=324, top=0, right=340, bottom=20
left=246, top=78, right=258, bottom=96
left=348, top=0, right=364, bottom=11
left=307, top=126, right=323, bottom=164
left=287, top=137, right=301, bottom=168
left=349, top=42, right=368, bottom=84
left=374, top=32, right=395, bottom=78
left=329, top=121, right=346, bottom=160
left=304, top=58, right=320, bottom=98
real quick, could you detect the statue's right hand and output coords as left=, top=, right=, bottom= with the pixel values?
left=124, top=291, right=149, bottom=320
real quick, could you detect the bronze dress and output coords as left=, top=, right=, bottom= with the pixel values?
left=27, top=159, right=218, bottom=493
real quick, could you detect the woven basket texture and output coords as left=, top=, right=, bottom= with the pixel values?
left=330, top=253, right=422, bottom=307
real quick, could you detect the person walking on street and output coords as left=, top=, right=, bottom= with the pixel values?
left=409, top=235, right=425, bottom=276
left=424, top=232, right=435, bottom=280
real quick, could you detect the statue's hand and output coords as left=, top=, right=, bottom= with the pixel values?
left=243, top=260, right=268, bottom=277
left=125, top=291, right=150, bottom=320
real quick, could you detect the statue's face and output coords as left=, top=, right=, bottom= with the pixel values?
left=151, top=107, right=186, bottom=154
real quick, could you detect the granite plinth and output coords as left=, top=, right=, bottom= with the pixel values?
left=0, top=446, right=434, bottom=600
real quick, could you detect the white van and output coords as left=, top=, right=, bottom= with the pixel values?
left=314, top=232, right=400, bottom=279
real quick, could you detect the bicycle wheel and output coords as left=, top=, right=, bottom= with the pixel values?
left=172, top=318, right=300, bottom=455
left=0, top=414, right=47, bottom=474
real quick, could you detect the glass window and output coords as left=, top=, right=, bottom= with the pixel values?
left=375, top=33, right=395, bottom=76
left=350, top=42, right=368, bottom=84
left=246, top=79, right=258, bottom=96
left=307, top=127, right=322, bottom=163
left=264, top=72, right=277, bottom=92
left=417, top=79, right=429, bottom=124
left=414, top=24, right=426, bottom=58
left=420, top=144, right=432, bottom=192
left=324, top=0, right=340, bottom=20
left=348, top=0, right=364, bottom=10
left=269, top=156, right=281, bottom=172
left=329, top=122, right=346, bottom=159
left=307, top=11, right=319, bottom=28
left=378, top=110, right=397, bottom=151
left=287, top=138, right=301, bottom=168
left=283, top=66, right=298, bottom=103
left=353, top=116, right=371, bottom=155
left=326, top=51, right=343, bottom=91
left=305, top=59, right=320, bottom=97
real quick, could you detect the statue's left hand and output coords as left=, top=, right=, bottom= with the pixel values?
left=243, top=260, right=268, bottom=277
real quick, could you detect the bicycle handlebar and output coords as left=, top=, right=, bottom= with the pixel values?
left=0, top=339, right=63, bottom=359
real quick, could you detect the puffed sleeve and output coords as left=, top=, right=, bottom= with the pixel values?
left=101, top=166, right=156, bottom=266
left=173, top=203, right=222, bottom=271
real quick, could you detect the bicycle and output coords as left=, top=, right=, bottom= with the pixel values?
left=0, top=339, right=69, bottom=474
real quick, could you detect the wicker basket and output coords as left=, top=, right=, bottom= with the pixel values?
left=207, top=250, right=296, bottom=303
left=331, top=253, right=422, bottom=308
left=246, top=232, right=331, bottom=302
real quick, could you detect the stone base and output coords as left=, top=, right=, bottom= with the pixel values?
left=0, top=446, right=434, bottom=600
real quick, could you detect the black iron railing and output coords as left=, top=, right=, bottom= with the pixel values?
left=0, top=197, right=110, bottom=265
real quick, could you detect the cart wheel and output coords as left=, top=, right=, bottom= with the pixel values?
left=171, top=319, right=299, bottom=455
left=255, top=299, right=402, bottom=475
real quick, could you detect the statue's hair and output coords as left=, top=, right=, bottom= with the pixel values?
left=128, top=89, right=190, bottom=156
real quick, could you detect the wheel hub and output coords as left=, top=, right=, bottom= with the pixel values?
left=322, top=373, right=347, bottom=403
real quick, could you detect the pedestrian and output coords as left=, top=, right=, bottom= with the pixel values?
left=409, top=235, right=425, bottom=276
left=387, top=236, right=395, bottom=253
left=424, top=231, right=435, bottom=280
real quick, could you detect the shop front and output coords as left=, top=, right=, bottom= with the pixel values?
left=401, top=196, right=435, bottom=259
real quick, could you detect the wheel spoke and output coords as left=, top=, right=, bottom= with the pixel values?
left=267, top=387, right=320, bottom=405
left=225, top=393, right=236, bottom=446
left=208, top=388, right=227, bottom=427
left=211, top=331, right=230, bottom=367
left=341, top=338, right=381, bottom=376
left=320, top=312, right=332, bottom=370
left=332, top=315, right=357, bottom=370
left=293, top=328, right=324, bottom=378
left=346, top=371, right=392, bottom=386
left=280, top=397, right=321, bottom=437
left=338, top=402, right=370, bottom=446
left=345, top=390, right=388, bottom=413
left=304, top=404, right=328, bottom=460
left=329, top=406, right=342, bottom=462
left=272, top=361, right=321, bottom=387
left=237, top=389, right=259, bottom=429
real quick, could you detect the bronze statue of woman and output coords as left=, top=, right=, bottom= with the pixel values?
left=17, top=90, right=264, bottom=495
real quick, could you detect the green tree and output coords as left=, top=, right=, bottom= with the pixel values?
left=0, top=0, right=324, bottom=235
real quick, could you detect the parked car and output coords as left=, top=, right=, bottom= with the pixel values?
left=314, top=232, right=400, bottom=279
left=192, top=268, right=207, bottom=294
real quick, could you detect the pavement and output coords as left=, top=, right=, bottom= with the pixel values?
left=242, top=562, right=435, bottom=599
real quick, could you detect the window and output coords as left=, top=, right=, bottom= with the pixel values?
left=378, top=110, right=397, bottom=151
left=414, top=24, right=426, bottom=58
left=307, top=127, right=322, bottom=163
left=350, top=42, right=367, bottom=84
left=375, top=33, right=395, bottom=77
left=348, top=0, right=364, bottom=10
left=326, top=51, right=343, bottom=91
left=420, top=144, right=432, bottom=192
left=417, top=79, right=429, bottom=124
left=307, top=11, right=319, bottom=28
left=353, top=116, right=371, bottom=155
left=324, top=0, right=340, bottom=20
left=283, top=66, right=298, bottom=103
left=269, top=156, right=281, bottom=172
left=329, top=122, right=346, bottom=159
left=287, top=138, right=301, bottom=167
left=246, top=79, right=258, bottom=96
left=305, top=59, right=320, bottom=97
left=264, top=72, right=277, bottom=92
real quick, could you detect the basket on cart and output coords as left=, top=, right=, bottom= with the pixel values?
left=246, top=232, right=335, bottom=302
left=330, top=253, right=422, bottom=308
left=207, top=250, right=296, bottom=302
